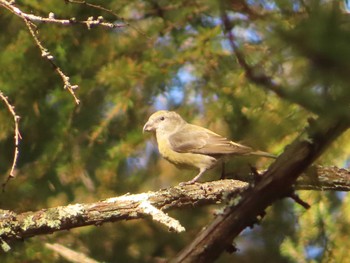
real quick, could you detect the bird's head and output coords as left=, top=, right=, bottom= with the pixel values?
left=143, top=110, right=186, bottom=134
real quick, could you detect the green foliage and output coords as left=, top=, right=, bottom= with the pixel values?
left=0, top=0, right=349, bottom=262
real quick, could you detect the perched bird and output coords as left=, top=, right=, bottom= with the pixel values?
left=143, top=110, right=276, bottom=184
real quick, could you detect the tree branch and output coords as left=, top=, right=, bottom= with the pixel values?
left=0, top=180, right=248, bottom=251
left=296, top=165, right=350, bottom=191
left=240, top=165, right=350, bottom=191
left=64, top=0, right=149, bottom=38
left=0, top=164, right=349, bottom=252
left=0, top=0, right=125, bottom=29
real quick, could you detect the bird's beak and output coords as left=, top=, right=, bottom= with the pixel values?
left=143, top=121, right=153, bottom=133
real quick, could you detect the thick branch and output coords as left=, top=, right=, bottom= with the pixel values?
left=0, top=164, right=349, bottom=252
left=0, top=180, right=247, bottom=249
left=172, top=118, right=349, bottom=262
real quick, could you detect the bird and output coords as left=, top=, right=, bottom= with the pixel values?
left=143, top=110, right=276, bottom=184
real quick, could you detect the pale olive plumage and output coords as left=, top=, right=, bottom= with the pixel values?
left=143, top=110, right=276, bottom=184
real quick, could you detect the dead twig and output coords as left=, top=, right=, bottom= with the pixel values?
left=0, top=92, right=21, bottom=191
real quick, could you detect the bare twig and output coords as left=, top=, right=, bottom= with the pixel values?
left=64, top=0, right=150, bottom=38
left=0, top=0, right=125, bottom=29
left=0, top=0, right=81, bottom=104
left=0, top=0, right=128, bottom=105
left=0, top=91, right=21, bottom=191
left=288, top=192, right=311, bottom=209
left=45, top=243, right=99, bottom=263
left=0, top=0, right=150, bottom=105
left=22, top=17, right=80, bottom=104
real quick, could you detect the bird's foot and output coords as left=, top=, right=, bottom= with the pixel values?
left=179, top=180, right=198, bottom=186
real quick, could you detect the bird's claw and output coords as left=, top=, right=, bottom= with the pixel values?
left=179, top=180, right=198, bottom=186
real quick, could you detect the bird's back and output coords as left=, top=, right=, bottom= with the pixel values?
left=169, top=123, right=254, bottom=156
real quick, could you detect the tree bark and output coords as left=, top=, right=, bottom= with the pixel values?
left=0, top=180, right=247, bottom=251
left=0, top=163, right=349, bottom=252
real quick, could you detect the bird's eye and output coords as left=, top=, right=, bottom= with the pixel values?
left=160, top=116, right=165, bottom=121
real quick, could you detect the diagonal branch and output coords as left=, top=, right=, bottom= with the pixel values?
left=0, top=0, right=81, bottom=104
left=219, top=6, right=326, bottom=115
left=171, top=117, right=349, bottom=262
left=22, top=17, right=81, bottom=104
left=0, top=0, right=128, bottom=105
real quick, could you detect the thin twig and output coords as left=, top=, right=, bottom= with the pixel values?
left=22, top=17, right=81, bottom=104
left=0, top=91, right=21, bottom=191
left=1, top=0, right=125, bottom=29
left=1, top=0, right=81, bottom=104
left=45, top=243, right=99, bottom=263
left=219, top=5, right=325, bottom=114
left=65, top=0, right=151, bottom=39
left=1, top=0, right=126, bottom=105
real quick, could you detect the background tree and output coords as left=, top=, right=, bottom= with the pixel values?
left=0, top=0, right=349, bottom=262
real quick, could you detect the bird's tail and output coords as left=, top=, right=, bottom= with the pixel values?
left=249, top=150, right=277, bottom=159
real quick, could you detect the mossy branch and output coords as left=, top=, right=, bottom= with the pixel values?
left=1, top=164, right=350, bottom=252
left=0, top=180, right=248, bottom=251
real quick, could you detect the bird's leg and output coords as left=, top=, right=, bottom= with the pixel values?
left=220, top=162, right=226, bottom=179
left=180, top=168, right=206, bottom=185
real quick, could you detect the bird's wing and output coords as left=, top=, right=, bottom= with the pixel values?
left=168, top=124, right=253, bottom=155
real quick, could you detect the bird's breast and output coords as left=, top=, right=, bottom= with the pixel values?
left=156, top=135, right=217, bottom=170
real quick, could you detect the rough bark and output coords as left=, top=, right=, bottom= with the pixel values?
left=296, top=165, right=350, bottom=191
left=0, top=163, right=349, bottom=252
left=0, top=180, right=248, bottom=251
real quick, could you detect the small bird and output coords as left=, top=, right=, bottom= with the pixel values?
left=143, top=110, right=276, bottom=184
